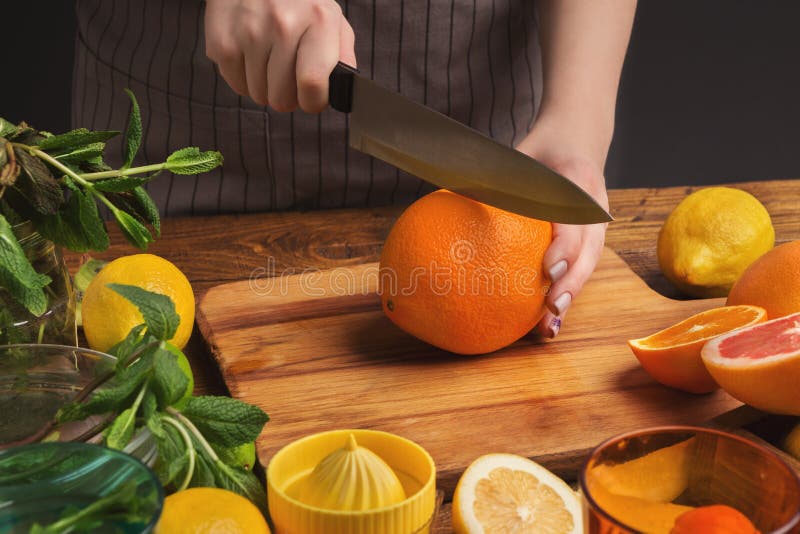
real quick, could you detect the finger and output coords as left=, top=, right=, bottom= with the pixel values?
left=295, top=4, right=343, bottom=113
left=266, top=18, right=304, bottom=112
left=204, top=2, right=249, bottom=96
left=546, top=227, right=605, bottom=317
left=244, top=41, right=271, bottom=106
left=219, top=55, right=250, bottom=97
left=542, top=224, right=583, bottom=309
left=339, top=17, right=357, bottom=66
left=536, top=310, right=564, bottom=339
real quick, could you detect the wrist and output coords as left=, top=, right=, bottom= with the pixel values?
left=526, top=100, right=615, bottom=170
left=516, top=122, right=609, bottom=209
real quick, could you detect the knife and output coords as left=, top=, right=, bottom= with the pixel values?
left=328, top=62, right=612, bottom=224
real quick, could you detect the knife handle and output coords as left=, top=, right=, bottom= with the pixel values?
left=329, top=62, right=358, bottom=113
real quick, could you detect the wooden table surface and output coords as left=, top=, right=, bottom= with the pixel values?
left=65, top=179, right=799, bottom=531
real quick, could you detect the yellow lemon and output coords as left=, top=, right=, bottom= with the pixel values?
left=155, top=487, right=270, bottom=534
left=657, top=187, right=774, bottom=298
left=452, top=453, right=581, bottom=534
left=82, top=254, right=195, bottom=352
left=783, top=422, right=800, bottom=460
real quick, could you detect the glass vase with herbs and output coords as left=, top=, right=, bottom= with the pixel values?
left=0, top=90, right=222, bottom=346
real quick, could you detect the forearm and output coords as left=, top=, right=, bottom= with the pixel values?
left=526, top=0, right=636, bottom=169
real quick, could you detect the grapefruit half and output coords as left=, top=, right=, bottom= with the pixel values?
left=701, top=312, right=800, bottom=414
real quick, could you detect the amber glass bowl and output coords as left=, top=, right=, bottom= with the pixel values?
left=579, top=426, right=800, bottom=534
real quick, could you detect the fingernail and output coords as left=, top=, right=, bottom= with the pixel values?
left=552, top=292, right=572, bottom=316
left=546, top=316, right=562, bottom=338
left=547, top=259, right=568, bottom=283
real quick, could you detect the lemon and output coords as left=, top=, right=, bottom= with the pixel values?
left=783, top=422, right=800, bottom=460
left=452, top=453, right=581, bottom=534
left=164, top=342, right=194, bottom=409
left=155, top=487, right=270, bottom=534
left=81, top=254, right=195, bottom=352
left=657, top=187, right=774, bottom=298
left=216, top=441, right=257, bottom=471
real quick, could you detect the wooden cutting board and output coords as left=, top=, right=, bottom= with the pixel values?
left=197, top=248, right=742, bottom=497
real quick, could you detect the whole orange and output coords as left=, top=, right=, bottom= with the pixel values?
left=727, top=240, right=800, bottom=318
left=379, top=190, right=552, bottom=355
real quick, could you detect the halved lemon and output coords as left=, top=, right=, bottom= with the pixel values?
left=452, top=453, right=581, bottom=534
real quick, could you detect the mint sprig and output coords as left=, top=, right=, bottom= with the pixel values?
left=11, top=286, right=271, bottom=514
left=0, top=90, right=223, bottom=316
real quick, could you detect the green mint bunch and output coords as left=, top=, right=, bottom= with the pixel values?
left=54, top=286, right=269, bottom=514
left=0, top=90, right=223, bottom=316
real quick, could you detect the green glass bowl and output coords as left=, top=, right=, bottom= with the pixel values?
left=0, top=442, right=164, bottom=533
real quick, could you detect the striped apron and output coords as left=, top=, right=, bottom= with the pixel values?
left=73, top=0, right=542, bottom=216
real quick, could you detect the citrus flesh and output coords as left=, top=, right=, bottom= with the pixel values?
left=701, top=312, right=800, bottom=414
left=628, top=305, right=767, bottom=393
left=586, top=481, right=694, bottom=534
left=657, top=187, right=774, bottom=298
left=588, top=438, right=693, bottom=503
left=452, top=453, right=581, bottom=534
left=155, top=487, right=269, bottom=534
left=82, top=254, right=195, bottom=352
left=379, top=190, right=552, bottom=355
left=727, top=240, right=800, bottom=318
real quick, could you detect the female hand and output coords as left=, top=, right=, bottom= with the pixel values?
left=516, top=132, right=610, bottom=339
left=205, top=0, right=357, bottom=113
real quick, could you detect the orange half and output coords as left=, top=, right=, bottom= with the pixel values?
left=628, top=305, right=767, bottom=393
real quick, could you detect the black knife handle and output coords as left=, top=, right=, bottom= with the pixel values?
left=329, top=62, right=358, bottom=113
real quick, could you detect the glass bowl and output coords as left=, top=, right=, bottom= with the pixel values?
left=0, top=442, right=163, bottom=533
left=0, top=344, right=156, bottom=466
left=0, top=344, right=116, bottom=445
left=580, top=426, right=800, bottom=534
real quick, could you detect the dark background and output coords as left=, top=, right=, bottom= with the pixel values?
left=4, top=2, right=800, bottom=192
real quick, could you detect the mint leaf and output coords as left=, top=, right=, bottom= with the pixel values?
left=154, top=422, right=188, bottom=486
left=108, top=324, right=148, bottom=369
left=214, top=460, right=268, bottom=515
left=57, top=354, right=153, bottom=422
left=54, top=142, right=105, bottom=164
left=12, top=148, right=62, bottom=215
left=144, top=396, right=166, bottom=439
left=190, top=448, right=216, bottom=487
left=150, top=346, right=189, bottom=409
left=131, top=186, right=160, bottom=236
left=0, top=214, right=51, bottom=315
left=0, top=267, right=48, bottom=317
left=65, top=177, right=109, bottom=251
left=122, top=89, right=142, bottom=169
left=105, top=407, right=136, bottom=450
left=107, top=284, right=179, bottom=341
left=33, top=177, right=109, bottom=252
left=92, top=176, right=152, bottom=193
left=0, top=117, right=16, bottom=138
left=113, top=209, right=153, bottom=249
left=37, top=128, right=119, bottom=152
left=182, top=396, right=269, bottom=448
left=165, top=147, right=223, bottom=175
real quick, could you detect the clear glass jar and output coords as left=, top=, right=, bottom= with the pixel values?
left=0, top=222, right=77, bottom=346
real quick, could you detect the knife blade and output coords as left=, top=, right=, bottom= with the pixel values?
left=328, top=62, right=612, bottom=224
